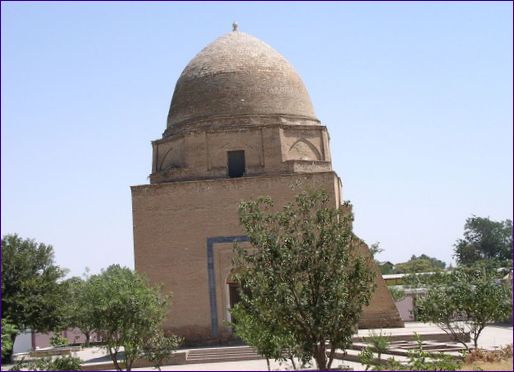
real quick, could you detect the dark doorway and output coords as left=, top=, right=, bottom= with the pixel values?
left=228, top=283, right=241, bottom=309
left=228, top=150, right=245, bottom=178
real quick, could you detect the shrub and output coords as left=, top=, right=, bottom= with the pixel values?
left=50, top=333, right=68, bottom=347
left=9, top=356, right=81, bottom=371
left=359, top=333, right=462, bottom=371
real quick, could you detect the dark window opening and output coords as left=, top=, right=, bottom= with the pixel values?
left=228, top=150, right=245, bottom=178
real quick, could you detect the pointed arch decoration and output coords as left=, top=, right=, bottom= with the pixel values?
left=288, top=138, right=322, bottom=161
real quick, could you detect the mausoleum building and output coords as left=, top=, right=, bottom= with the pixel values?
left=131, top=28, right=403, bottom=343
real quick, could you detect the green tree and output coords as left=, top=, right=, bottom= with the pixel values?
left=88, top=265, right=174, bottom=371
left=368, top=242, right=395, bottom=275
left=1, top=319, right=18, bottom=361
left=230, top=300, right=302, bottom=370
left=232, top=191, right=376, bottom=370
left=378, top=261, right=395, bottom=275
left=368, top=242, right=383, bottom=259
left=454, top=216, right=512, bottom=267
left=62, top=276, right=96, bottom=346
left=358, top=330, right=391, bottom=370
left=1, top=234, right=67, bottom=361
left=414, top=268, right=512, bottom=350
left=388, top=286, right=406, bottom=302
left=141, top=332, right=182, bottom=371
left=394, top=254, right=446, bottom=274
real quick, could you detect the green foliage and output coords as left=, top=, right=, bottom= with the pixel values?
left=61, top=275, right=96, bottom=346
left=88, top=265, right=170, bottom=371
left=404, top=335, right=461, bottom=371
left=1, top=234, right=67, bottom=361
left=1, top=319, right=18, bottom=360
left=414, top=268, right=512, bottom=350
left=233, top=190, right=376, bottom=370
left=368, top=330, right=390, bottom=361
left=388, top=286, right=406, bottom=302
left=368, top=242, right=446, bottom=275
left=358, top=331, right=391, bottom=370
left=379, top=261, right=395, bottom=275
left=230, top=301, right=303, bottom=370
left=454, top=216, right=512, bottom=267
left=45, top=355, right=82, bottom=370
left=142, top=333, right=182, bottom=371
left=369, top=242, right=383, bottom=258
left=358, top=346, right=376, bottom=370
left=394, top=254, right=446, bottom=274
left=9, top=355, right=82, bottom=371
left=369, top=242, right=395, bottom=275
left=50, top=333, right=68, bottom=347
left=359, top=334, right=461, bottom=371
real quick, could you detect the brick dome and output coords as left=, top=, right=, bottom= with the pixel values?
left=166, top=30, right=318, bottom=129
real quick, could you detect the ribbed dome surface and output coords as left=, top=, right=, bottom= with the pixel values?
left=166, top=31, right=317, bottom=128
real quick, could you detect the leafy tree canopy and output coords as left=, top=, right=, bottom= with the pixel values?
left=394, top=254, right=446, bottom=274
left=370, top=243, right=446, bottom=275
left=61, top=275, right=97, bottom=346
left=454, top=216, right=512, bottom=267
left=87, top=265, right=178, bottom=371
left=1, top=319, right=18, bottom=360
left=1, top=234, right=67, bottom=361
left=2, top=234, right=67, bottom=331
left=232, top=191, right=376, bottom=370
left=378, top=261, right=395, bottom=275
left=414, top=267, right=512, bottom=350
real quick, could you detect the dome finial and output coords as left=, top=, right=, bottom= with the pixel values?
left=232, top=21, right=239, bottom=32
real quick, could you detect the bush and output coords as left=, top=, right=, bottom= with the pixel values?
left=142, top=332, right=183, bottom=371
left=368, top=330, right=390, bottom=361
left=50, top=333, right=68, bottom=347
left=9, top=356, right=81, bottom=371
left=388, top=286, right=406, bottom=302
left=405, top=336, right=461, bottom=371
left=48, top=355, right=82, bottom=370
left=2, top=319, right=18, bottom=361
left=359, top=333, right=462, bottom=371
left=463, top=344, right=513, bottom=364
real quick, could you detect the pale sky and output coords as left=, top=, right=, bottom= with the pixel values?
left=1, top=2, right=512, bottom=277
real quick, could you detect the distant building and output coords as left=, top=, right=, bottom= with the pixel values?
left=131, top=28, right=403, bottom=344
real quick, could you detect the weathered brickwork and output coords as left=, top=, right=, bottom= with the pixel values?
left=133, top=173, right=402, bottom=343
left=151, top=123, right=331, bottom=184
left=166, top=32, right=316, bottom=129
left=132, top=29, right=403, bottom=344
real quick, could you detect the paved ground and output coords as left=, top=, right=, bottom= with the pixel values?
left=129, top=323, right=513, bottom=371
left=7, top=322, right=512, bottom=371
left=359, top=322, right=513, bottom=349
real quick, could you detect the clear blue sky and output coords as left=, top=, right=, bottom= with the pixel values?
left=2, top=2, right=512, bottom=277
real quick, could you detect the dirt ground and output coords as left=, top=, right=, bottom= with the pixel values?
left=460, top=357, right=513, bottom=371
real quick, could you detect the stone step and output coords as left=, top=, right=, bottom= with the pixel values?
left=333, top=348, right=409, bottom=364
left=186, top=346, right=263, bottom=364
left=188, top=351, right=259, bottom=359
left=183, top=331, right=467, bottom=365
left=350, top=342, right=465, bottom=357
left=188, top=347, right=257, bottom=357
left=186, top=354, right=263, bottom=364
left=333, top=343, right=465, bottom=367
